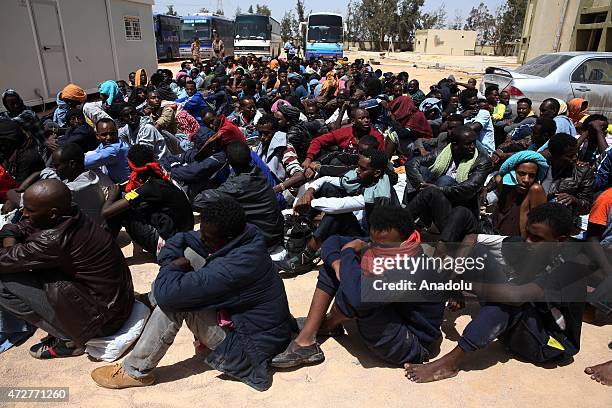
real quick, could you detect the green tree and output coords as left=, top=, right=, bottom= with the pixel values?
left=166, top=5, right=178, bottom=16
left=296, top=0, right=306, bottom=22
left=448, top=10, right=463, bottom=30
left=256, top=4, right=272, bottom=16
left=464, top=2, right=496, bottom=46
left=397, top=0, right=425, bottom=47
left=280, top=11, right=295, bottom=42
left=419, top=3, right=447, bottom=29
left=248, top=5, right=254, bottom=14
left=495, top=0, right=527, bottom=55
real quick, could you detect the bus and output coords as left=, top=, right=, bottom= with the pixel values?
left=234, top=14, right=281, bottom=59
left=179, top=14, right=234, bottom=60
left=302, top=13, right=344, bottom=60
left=153, top=14, right=181, bottom=60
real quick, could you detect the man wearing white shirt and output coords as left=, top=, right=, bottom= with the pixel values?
left=282, top=149, right=394, bottom=273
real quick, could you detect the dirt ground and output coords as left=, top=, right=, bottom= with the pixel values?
left=1, top=52, right=610, bottom=407
left=0, top=234, right=611, bottom=407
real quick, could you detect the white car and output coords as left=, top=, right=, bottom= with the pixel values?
left=481, top=52, right=612, bottom=117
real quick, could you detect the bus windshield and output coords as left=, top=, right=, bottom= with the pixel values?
left=307, top=15, right=342, bottom=43
left=181, top=19, right=211, bottom=41
left=236, top=15, right=270, bottom=40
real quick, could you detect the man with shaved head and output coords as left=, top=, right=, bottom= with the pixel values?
left=0, top=179, right=134, bottom=359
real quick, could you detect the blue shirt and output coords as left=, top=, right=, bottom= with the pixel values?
left=84, top=140, right=130, bottom=183
left=465, top=109, right=495, bottom=156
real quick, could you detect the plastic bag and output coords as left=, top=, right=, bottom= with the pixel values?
left=85, top=301, right=151, bottom=362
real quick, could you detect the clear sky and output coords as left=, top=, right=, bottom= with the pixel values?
left=152, top=0, right=505, bottom=23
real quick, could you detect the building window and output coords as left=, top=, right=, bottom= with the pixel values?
left=124, top=16, right=141, bottom=41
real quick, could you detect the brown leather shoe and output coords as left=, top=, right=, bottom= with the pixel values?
left=91, top=363, right=155, bottom=389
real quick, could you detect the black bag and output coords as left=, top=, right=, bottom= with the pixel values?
left=283, top=215, right=316, bottom=257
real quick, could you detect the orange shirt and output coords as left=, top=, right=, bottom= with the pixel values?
left=588, top=188, right=612, bottom=226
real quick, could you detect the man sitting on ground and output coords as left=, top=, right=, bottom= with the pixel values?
left=91, top=197, right=291, bottom=391
left=85, top=118, right=130, bottom=184
left=405, top=203, right=586, bottom=383
left=286, top=149, right=396, bottom=273
left=403, top=126, right=492, bottom=216
left=193, top=141, right=284, bottom=251
left=302, top=108, right=385, bottom=174
left=0, top=179, right=134, bottom=359
left=272, top=206, right=445, bottom=368
left=103, top=145, right=194, bottom=256
left=118, top=105, right=168, bottom=161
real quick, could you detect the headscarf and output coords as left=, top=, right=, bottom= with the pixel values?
left=175, top=71, right=190, bottom=82
left=269, top=59, right=279, bottom=71
left=99, top=80, right=119, bottom=105
left=319, top=72, right=338, bottom=97
left=135, top=68, right=148, bottom=86
left=499, top=151, right=549, bottom=186
left=389, top=96, right=433, bottom=139
left=567, top=98, right=589, bottom=125
left=125, top=159, right=171, bottom=192
left=1, top=89, right=26, bottom=116
left=419, top=98, right=443, bottom=118
left=278, top=104, right=301, bottom=124
left=555, top=98, right=568, bottom=116
left=61, top=84, right=87, bottom=103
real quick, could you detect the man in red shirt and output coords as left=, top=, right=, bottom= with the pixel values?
left=301, top=108, right=385, bottom=171
left=202, top=111, right=246, bottom=149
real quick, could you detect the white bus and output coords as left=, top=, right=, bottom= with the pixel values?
left=234, top=14, right=281, bottom=59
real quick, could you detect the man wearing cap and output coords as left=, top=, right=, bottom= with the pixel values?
left=53, top=84, right=87, bottom=127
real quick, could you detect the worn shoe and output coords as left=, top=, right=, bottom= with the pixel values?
left=277, top=250, right=321, bottom=275
left=29, top=336, right=85, bottom=359
left=292, top=316, right=345, bottom=337
left=271, top=340, right=325, bottom=369
left=91, top=363, right=155, bottom=389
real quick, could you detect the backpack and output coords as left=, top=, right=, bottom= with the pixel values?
left=283, top=214, right=316, bottom=257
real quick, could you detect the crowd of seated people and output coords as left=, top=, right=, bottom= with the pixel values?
left=0, top=52, right=611, bottom=391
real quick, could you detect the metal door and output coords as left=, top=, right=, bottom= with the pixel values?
left=570, top=57, right=612, bottom=116
left=31, top=0, right=69, bottom=98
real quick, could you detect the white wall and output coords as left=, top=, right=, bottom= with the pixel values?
left=108, top=0, right=157, bottom=82
left=57, top=0, right=116, bottom=93
left=0, top=0, right=48, bottom=105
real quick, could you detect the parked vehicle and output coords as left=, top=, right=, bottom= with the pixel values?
left=481, top=52, right=612, bottom=117
left=153, top=14, right=181, bottom=60
left=234, top=14, right=281, bottom=59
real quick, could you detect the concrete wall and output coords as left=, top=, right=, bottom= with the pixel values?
left=518, top=0, right=612, bottom=63
left=414, top=30, right=477, bottom=56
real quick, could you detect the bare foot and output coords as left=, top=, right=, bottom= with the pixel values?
left=585, top=360, right=612, bottom=386
left=404, top=359, right=459, bottom=383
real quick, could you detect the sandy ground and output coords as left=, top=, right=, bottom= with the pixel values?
left=1, top=52, right=610, bottom=407
left=0, top=232, right=611, bottom=408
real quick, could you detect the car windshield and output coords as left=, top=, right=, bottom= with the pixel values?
left=516, top=54, right=573, bottom=77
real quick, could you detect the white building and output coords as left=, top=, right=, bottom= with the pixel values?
left=0, top=0, right=157, bottom=106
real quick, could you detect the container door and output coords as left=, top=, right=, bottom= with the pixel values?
left=31, top=0, right=69, bottom=98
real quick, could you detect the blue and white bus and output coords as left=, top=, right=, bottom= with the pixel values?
left=234, top=14, right=281, bottom=59
left=179, top=14, right=234, bottom=59
left=302, top=13, right=344, bottom=60
left=153, top=14, right=181, bottom=60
